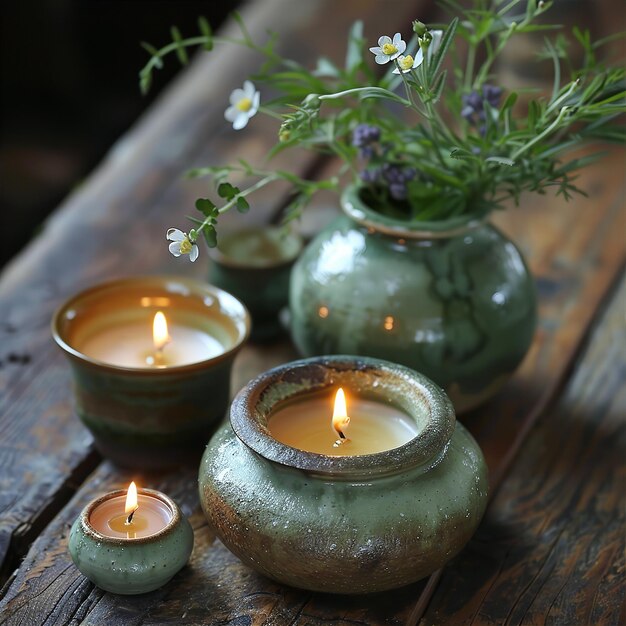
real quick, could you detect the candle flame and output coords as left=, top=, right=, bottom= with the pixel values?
left=125, top=481, right=139, bottom=516
left=332, top=388, right=350, bottom=438
left=152, top=311, right=170, bottom=351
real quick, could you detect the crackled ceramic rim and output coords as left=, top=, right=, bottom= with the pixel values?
left=230, top=355, right=456, bottom=478
left=341, top=184, right=486, bottom=239
left=52, top=275, right=251, bottom=374
left=79, top=488, right=181, bottom=546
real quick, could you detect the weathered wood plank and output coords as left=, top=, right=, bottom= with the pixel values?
left=468, top=146, right=626, bottom=477
left=419, top=270, right=626, bottom=626
left=0, top=0, right=423, bottom=583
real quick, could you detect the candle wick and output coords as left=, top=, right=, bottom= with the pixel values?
left=333, top=431, right=350, bottom=448
left=126, top=509, right=136, bottom=525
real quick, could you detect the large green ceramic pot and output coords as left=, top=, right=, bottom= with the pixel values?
left=289, top=186, right=537, bottom=412
left=198, top=356, right=488, bottom=594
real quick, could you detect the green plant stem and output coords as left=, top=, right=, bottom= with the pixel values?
left=259, top=106, right=284, bottom=120
left=464, top=42, right=476, bottom=91
left=318, top=87, right=410, bottom=106
left=193, top=174, right=277, bottom=237
left=546, top=79, right=580, bottom=114
left=512, top=106, right=570, bottom=160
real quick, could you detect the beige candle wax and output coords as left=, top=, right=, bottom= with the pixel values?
left=268, top=388, right=420, bottom=456
left=89, top=482, right=172, bottom=539
left=79, top=310, right=224, bottom=368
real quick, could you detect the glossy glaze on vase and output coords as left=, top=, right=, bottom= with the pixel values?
left=198, top=356, right=488, bottom=594
left=289, top=186, right=537, bottom=412
left=209, top=226, right=302, bottom=342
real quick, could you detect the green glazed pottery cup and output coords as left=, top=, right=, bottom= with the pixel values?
left=199, top=355, right=489, bottom=594
left=289, top=185, right=537, bottom=412
left=52, top=276, right=250, bottom=468
left=208, top=226, right=302, bottom=342
left=68, top=488, right=193, bottom=594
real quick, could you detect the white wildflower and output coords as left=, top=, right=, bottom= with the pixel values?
left=167, top=228, right=199, bottom=262
left=369, top=33, right=406, bottom=65
left=392, top=30, right=443, bottom=74
left=224, top=80, right=260, bottom=130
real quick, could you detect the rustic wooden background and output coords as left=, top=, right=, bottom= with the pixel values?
left=0, top=0, right=624, bottom=624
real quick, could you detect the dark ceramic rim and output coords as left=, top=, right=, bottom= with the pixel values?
left=80, top=488, right=181, bottom=545
left=230, top=355, right=456, bottom=478
left=51, top=275, right=251, bottom=374
left=341, top=185, right=486, bottom=239
left=208, top=226, right=303, bottom=269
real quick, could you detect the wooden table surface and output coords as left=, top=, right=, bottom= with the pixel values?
left=0, top=1, right=624, bottom=624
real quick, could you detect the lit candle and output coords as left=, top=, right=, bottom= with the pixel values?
left=53, top=276, right=250, bottom=468
left=79, top=310, right=224, bottom=368
left=88, top=481, right=171, bottom=539
left=68, top=484, right=194, bottom=595
left=268, top=388, right=420, bottom=455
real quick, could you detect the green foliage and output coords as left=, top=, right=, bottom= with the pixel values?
left=140, top=1, right=626, bottom=248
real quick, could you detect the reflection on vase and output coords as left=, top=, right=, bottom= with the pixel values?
left=289, top=187, right=537, bottom=412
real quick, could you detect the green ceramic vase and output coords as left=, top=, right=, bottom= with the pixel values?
left=289, top=186, right=537, bottom=412
left=198, top=356, right=488, bottom=594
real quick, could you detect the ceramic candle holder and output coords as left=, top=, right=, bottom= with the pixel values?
left=68, top=488, right=193, bottom=594
left=52, top=276, right=250, bottom=468
left=208, top=226, right=302, bottom=342
left=198, top=355, right=489, bottom=594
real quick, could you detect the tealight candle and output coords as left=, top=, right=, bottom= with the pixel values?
left=89, top=481, right=171, bottom=539
left=52, top=276, right=250, bottom=468
left=68, top=483, right=194, bottom=595
left=268, top=388, right=420, bottom=455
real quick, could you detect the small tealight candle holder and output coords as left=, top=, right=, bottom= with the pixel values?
left=68, top=482, right=193, bottom=595
left=52, top=276, right=250, bottom=468
left=208, top=226, right=302, bottom=341
left=199, top=355, right=489, bottom=594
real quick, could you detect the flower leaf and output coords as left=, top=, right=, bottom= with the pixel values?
left=314, top=57, right=341, bottom=78
left=170, top=26, right=189, bottom=65
left=236, top=197, right=250, bottom=213
left=195, top=198, right=216, bottom=217
left=345, top=20, right=364, bottom=73
left=485, top=156, right=516, bottom=166
left=217, top=182, right=240, bottom=200
left=202, top=226, right=218, bottom=248
left=197, top=16, right=213, bottom=51
left=428, top=17, right=458, bottom=82
left=140, top=42, right=163, bottom=69
left=139, top=70, right=151, bottom=96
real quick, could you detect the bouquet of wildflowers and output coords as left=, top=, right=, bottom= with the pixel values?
left=140, top=1, right=625, bottom=262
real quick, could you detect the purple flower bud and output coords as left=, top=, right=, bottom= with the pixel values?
left=482, top=84, right=503, bottom=108
left=382, top=164, right=403, bottom=184
left=359, top=168, right=379, bottom=183
left=352, top=124, right=381, bottom=148
left=389, top=182, right=407, bottom=200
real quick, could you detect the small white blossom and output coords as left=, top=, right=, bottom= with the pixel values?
left=167, top=228, right=199, bottom=262
left=392, top=54, right=420, bottom=74
left=392, top=30, right=443, bottom=74
left=369, top=33, right=406, bottom=65
left=224, top=80, right=260, bottom=130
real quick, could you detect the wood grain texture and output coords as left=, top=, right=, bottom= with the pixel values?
left=419, top=271, right=626, bottom=626
left=0, top=0, right=625, bottom=623
left=0, top=0, right=424, bottom=585
left=465, top=146, right=626, bottom=476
